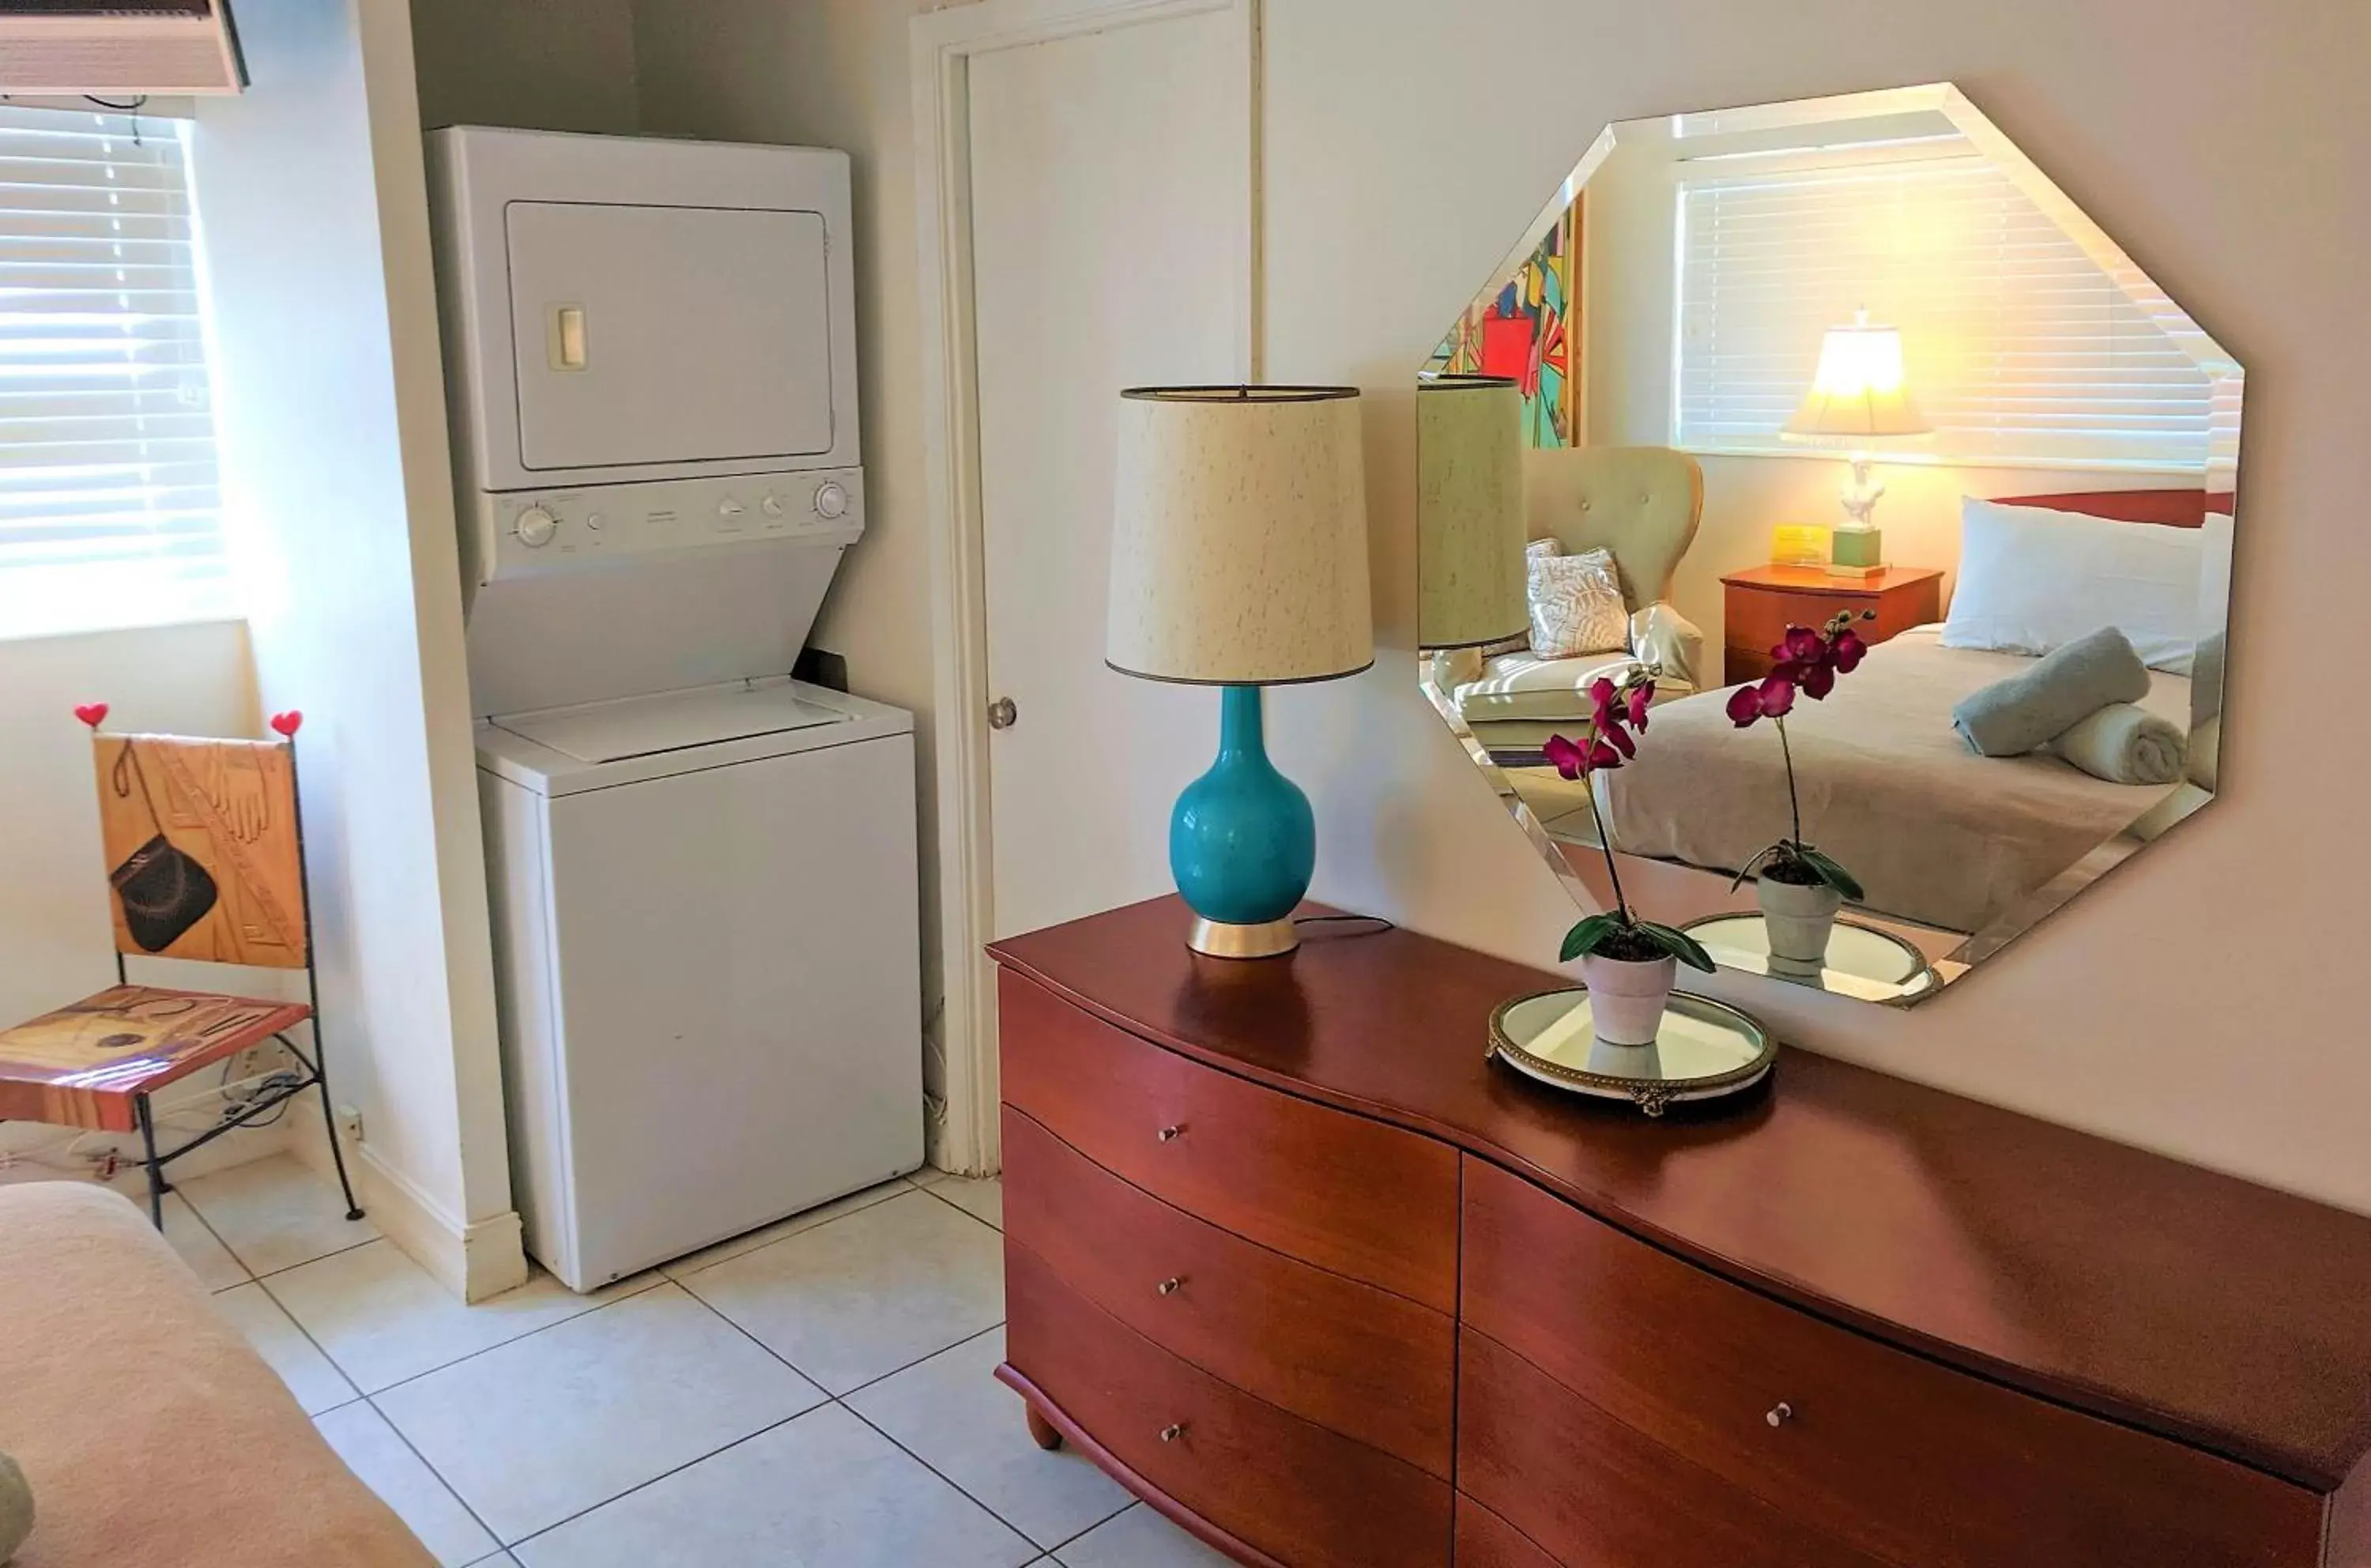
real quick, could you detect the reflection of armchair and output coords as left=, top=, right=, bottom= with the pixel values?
left=1449, top=447, right=1706, bottom=752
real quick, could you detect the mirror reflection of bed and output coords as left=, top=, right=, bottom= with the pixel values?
left=1418, top=84, right=2242, bottom=1001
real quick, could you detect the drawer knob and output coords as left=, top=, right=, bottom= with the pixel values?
left=1160, top=1423, right=1186, bottom=1443
left=1157, top=1276, right=1185, bottom=1296
left=1766, top=1401, right=1793, bottom=1428
left=1157, top=1124, right=1187, bottom=1143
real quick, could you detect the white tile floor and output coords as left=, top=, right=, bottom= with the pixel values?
left=160, top=1154, right=1237, bottom=1567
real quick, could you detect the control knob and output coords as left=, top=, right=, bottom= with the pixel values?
left=515, top=507, right=557, bottom=548
left=813, top=481, right=850, bottom=521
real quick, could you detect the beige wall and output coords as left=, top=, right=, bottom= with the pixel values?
left=409, top=0, right=640, bottom=133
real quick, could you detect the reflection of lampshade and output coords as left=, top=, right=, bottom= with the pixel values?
left=1106, top=386, right=1374, bottom=962
left=1418, top=375, right=1527, bottom=650
left=1783, top=311, right=1932, bottom=567
left=1107, top=386, right=1373, bottom=685
left=1783, top=311, right=1932, bottom=442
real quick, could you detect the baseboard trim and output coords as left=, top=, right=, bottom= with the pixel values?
left=288, top=1118, right=527, bottom=1302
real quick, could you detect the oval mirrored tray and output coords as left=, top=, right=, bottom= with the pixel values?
left=1489, top=989, right=1774, bottom=1117
left=1682, top=913, right=1941, bottom=1005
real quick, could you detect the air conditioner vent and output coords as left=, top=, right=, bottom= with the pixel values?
left=0, top=0, right=243, bottom=95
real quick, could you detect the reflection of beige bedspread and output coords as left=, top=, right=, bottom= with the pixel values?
left=1600, top=626, right=2191, bottom=935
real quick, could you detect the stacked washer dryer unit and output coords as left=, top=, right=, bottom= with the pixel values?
left=427, top=126, right=922, bottom=1291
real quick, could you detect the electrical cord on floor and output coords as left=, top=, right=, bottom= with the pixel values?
left=1293, top=913, right=1397, bottom=938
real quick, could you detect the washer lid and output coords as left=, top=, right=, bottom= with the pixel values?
left=492, top=683, right=847, bottom=765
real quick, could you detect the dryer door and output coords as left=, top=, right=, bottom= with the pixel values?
left=506, top=201, right=835, bottom=471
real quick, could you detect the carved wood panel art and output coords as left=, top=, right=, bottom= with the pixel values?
left=92, top=736, right=307, bottom=967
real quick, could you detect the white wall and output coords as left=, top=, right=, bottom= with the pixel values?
left=191, top=0, right=521, bottom=1297
left=409, top=0, right=641, bottom=133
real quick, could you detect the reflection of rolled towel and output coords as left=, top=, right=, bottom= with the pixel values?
left=2051, top=703, right=2187, bottom=785
left=1953, top=626, right=2151, bottom=757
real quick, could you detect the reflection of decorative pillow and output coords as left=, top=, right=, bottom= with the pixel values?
left=1528, top=548, right=1629, bottom=658
left=1943, top=498, right=2203, bottom=673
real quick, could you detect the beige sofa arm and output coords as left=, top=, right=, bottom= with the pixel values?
left=1630, top=601, right=1705, bottom=692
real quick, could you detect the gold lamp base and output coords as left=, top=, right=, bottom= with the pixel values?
left=1186, top=916, right=1301, bottom=959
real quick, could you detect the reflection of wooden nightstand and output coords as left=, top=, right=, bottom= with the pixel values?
left=1720, top=564, right=1944, bottom=686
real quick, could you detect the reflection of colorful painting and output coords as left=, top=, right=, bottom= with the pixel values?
left=1431, top=198, right=1581, bottom=448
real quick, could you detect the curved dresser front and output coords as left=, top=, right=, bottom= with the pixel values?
left=989, top=898, right=2371, bottom=1568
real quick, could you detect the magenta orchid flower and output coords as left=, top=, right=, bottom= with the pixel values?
left=1540, top=666, right=1717, bottom=975
left=1724, top=609, right=1875, bottom=902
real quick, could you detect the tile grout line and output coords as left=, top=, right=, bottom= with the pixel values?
left=239, top=1230, right=509, bottom=1559
left=232, top=1170, right=1045, bottom=1560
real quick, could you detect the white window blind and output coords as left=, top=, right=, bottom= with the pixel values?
left=0, top=104, right=232, bottom=637
left=1676, top=154, right=2213, bottom=471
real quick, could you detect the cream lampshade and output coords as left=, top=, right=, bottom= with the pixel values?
left=1106, top=386, right=1374, bottom=685
left=1417, top=375, right=1527, bottom=651
left=1106, top=385, right=1373, bottom=962
left=1782, top=311, right=1932, bottom=570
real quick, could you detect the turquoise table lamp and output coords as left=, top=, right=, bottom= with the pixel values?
left=1106, top=386, right=1374, bottom=959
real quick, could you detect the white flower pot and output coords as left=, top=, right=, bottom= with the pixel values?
left=1758, top=876, right=1844, bottom=967
left=1578, top=953, right=1678, bottom=1047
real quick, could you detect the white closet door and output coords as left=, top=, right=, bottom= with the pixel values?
left=968, top=6, right=1251, bottom=941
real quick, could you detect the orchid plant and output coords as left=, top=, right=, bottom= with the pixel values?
left=1724, top=609, right=1875, bottom=900
left=1543, top=671, right=1716, bottom=972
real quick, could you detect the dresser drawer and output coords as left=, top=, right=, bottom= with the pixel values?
left=1459, top=1327, right=1887, bottom=1568
left=1453, top=1494, right=1560, bottom=1568
left=1005, top=1104, right=1455, bottom=1477
left=1461, top=1159, right=2321, bottom=1568
left=999, top=970, right=1459, bottom=1311
left=1006, top=1240, right=1454, bottom=1568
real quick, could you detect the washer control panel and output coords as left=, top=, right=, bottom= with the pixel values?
left=477, top=468, right=865, bottom=582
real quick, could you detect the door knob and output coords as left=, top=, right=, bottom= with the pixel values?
left=1157, top=1276, right=1185, bottom=1296
left=1157, top=1124, right=1186, bottom=1143
left=1159, top=1423, right=1186, bottom=1443
left=1766, top=1401, right=1793, bottom=1428
left=988, top=696, right=1018, bottom=730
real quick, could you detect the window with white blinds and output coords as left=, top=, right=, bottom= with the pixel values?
left=0, top=104, right=232, bottom=637
left=1675, top=153, right=2214, bottom=471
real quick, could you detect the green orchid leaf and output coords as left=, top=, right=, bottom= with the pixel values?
left=1798, top=846, right=1866, bottom=902
left=1559, top=913, right=1623, bottom=963
left=1728, top=843, right=1779, bottom=893
left=1639, top=921, right=1719, bottom=974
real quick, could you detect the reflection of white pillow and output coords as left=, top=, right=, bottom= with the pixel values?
left=1942, top=498, right=2204, bottom=673
left=1527, top=548, right=1629, bottom=658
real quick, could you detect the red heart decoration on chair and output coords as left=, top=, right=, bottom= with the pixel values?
left=270, top=710, right=304, bottom=737
left=73, top=703, right=109, bottom=729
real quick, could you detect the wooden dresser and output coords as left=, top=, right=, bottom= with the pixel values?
left=989, top=898, right=2371, bottom=1568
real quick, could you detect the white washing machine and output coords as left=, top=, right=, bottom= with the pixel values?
left=427, top=128, right=926, bottom=1291
left=477, top=679, right=922, bottom=1291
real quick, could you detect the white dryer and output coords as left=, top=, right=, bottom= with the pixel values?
left=477, top=679, right=922, bottom=1291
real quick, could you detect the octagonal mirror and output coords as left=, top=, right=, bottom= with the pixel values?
left=1419, top=84, right=2240, bottom=1002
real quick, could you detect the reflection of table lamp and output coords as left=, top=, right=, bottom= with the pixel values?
left=1783, top=310, right=1931, bottom=573
left=1417, top=374, right=1527, bottom=651
left=1107, top=386, right=1374, bottom=960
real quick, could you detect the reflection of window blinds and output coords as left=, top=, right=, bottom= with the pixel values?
left=0, top=106, right=232, bottom=635
left=1676, top=155, right=2213, bottom=470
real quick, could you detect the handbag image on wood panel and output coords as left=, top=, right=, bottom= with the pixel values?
left=108, top=742, right=219, bottom=953
left=97, top=737, right=308, bottom=967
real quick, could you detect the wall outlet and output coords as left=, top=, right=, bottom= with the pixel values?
left=335, top=1103, right=364, bottom=1144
